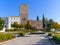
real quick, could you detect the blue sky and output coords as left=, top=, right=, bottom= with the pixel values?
left=0, top=0, right=60, bottom=24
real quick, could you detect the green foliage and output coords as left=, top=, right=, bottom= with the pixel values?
left=11, top=21, right=32, bottom=30
left=25, top=21, right=32, bottom=29
left=5, top=29, right=18, bottom=32
left=11, top=22, right=25, bottom=29
left=50, top=22, right=60, bottom=29
left=42, top=14, right=45, bottom=29
left=46, top=29, right=50, bottom=32
left=51, top=22, right=57, bottom=29
left=48, top=19, right=60, bottom=29
left=46, top=23, right=51, bottom=30
left=53, top=35, right=60, bottom=43
left=0, top=33, right=14, bottom=41
left=11, top=22, right=19, bottom=28
left=19, top=31, right=25, bottom=36
left=0, top=18, right=4, bottom=30
left=49, top=19, right=54, bottom=22
left=37, top=16, right=39, bottom=21
left=48, top=33, right=52, bottom=36
left=30, top=30, right=36, bottom=33
left=19, top=24, right=25, bottom=28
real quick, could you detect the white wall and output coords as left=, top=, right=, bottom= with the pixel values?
left=0, top=28, right=5, bottom=32
left=8, top=16, right=20, bottom=29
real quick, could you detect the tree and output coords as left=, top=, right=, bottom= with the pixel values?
left=0, top=18, right=4, bottom=30
left=37, top=16, right=39, bottom=21
left=42, top=14, right=45, bottom=29
left=11, top=22, right=25, bottom=29
left=11, top=22, right=19, bottom=28
left=49, top=19, right=54, bottom=22
left=49, top=19, right=60, bottom=29
left=25, top=21, right=32, bottom=29
left=19, top=23, right=25, bottom=28
left=50, top=22, right=59, bottom=29
left=46, top=19, right=54, bottom=30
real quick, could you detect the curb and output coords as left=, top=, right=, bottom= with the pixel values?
left=48, top=36, right=56, bottom=45
left=0, top=38, right=16, bottom=45
left=49, top=38, right=56, bottom=45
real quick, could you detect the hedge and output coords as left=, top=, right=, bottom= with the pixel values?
left=0, top=33, right=14, bottom=42
left=53, top=35, right=60, bottom=43
left=5, top=29, right=18, bottom=32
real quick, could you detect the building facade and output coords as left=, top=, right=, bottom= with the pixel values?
left=8, top=16, right=20, bottom=29
left=3, top=16, right=20, bottom=29
left=3, top=4, right=43, bottom=29
left=29, top=20, right=43, bottom=29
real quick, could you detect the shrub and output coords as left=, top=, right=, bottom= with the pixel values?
left=48, top=33, right=52, bottom=36
left=46, top=29, right=50, bottom=32
left=25, top=30, right=29, bottom=33
left=53, top=35, right=60, bottom=43
left=30, top=30, right=36, bottom=33
left=19, top=31, right=25, bottom=36
left=5, top=29, right=18, bottom=32
left=0, top=33, right=14, bottom=41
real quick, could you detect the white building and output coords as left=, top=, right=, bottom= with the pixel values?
left=3, top=16, right=20, bottom=29
left=8, top=16, right=20, bottom=29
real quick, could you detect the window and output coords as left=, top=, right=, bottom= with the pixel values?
left=11, top=18, right=12, bottom=20
left=23, top=18, right=26, bottom=20
left=17, top=18, right=18, bottom=20
left=11, top=22, right=13, bottom=24
left=14, top=18, right=15, bottom=20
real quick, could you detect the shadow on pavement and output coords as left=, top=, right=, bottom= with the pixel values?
left=29, top=35, right=53, bottom=45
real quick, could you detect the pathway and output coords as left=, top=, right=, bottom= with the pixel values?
left=0, top=34, right=52, bottom=45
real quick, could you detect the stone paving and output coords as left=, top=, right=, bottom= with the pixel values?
left=0, top=34, right=52, bottom=45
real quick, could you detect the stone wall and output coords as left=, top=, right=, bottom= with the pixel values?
left=30, top=20, right=43, bottom=29
left=20, top=4, right=28, bottom=24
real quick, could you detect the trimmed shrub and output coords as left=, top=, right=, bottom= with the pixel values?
left=48, top=33, right=52, bottom=36
left=53, top=35, right=60, bottom=43
left=0, top=33, right=14, bottom=42
left=5, top=29, right=18, bottom=32
left=30, top=30, right=36, bottom=33
left=19, top=31, right=25, bottom=36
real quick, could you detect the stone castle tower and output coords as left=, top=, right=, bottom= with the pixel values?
left=20, top=4, right=43, bottom=29
left=20, top=4, right=28, bottom=24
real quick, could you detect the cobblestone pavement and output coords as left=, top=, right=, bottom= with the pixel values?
left=0, top=34, right=52, bottom=45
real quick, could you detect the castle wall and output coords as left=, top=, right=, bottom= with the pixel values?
left=30, top=20, right=43, bottom=29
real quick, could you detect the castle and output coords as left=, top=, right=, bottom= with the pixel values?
left=3, top=4, right=43, bottom=29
